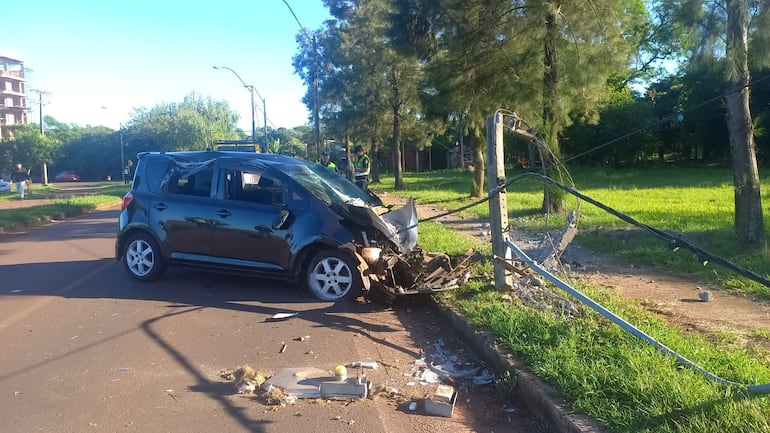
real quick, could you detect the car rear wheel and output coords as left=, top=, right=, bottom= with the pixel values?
left=123, top=233, right=166, bottom=281
left=306, top=250, right=362, bottom=301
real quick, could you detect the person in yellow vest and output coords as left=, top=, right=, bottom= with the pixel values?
left=352, top=145, right=370, bottom=190
left=318, top=149, right=338, bottom=172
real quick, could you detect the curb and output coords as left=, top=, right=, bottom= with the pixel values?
left=430, top=296, right=605, bottom=433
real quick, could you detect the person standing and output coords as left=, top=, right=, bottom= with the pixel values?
left=11, top=163, right=30, bottom=200
left=123, top=164, right=131, bottom=184
left=352, top=145, right=370, bottom=191
left=318, top=149, right=338, bottom=172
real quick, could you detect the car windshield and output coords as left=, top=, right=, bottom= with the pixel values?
left=288, top=162, right=374, bottom=206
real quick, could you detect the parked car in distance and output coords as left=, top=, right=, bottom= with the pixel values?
left=0, top=179, right=10, bottom=192
left=55, top=171, right=80, bottom=182
left=115, top=151, right=418, bottom=302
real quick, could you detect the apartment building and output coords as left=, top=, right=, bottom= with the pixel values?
left=0, top=55, right=28, bottom=140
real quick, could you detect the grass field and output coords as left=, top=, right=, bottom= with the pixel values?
left=375, top=165, right=770, bottom=300
left=375, top=165, right=770, bottom=433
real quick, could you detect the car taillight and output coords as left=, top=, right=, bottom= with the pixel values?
left=121, top=192, right=134, bottom=212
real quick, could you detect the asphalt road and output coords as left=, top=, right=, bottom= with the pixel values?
left=0, top=210, right=544, bottom=433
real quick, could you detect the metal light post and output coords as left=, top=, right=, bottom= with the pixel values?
left=213, top=65, right=267, bottom=152
left=119, top=124, right=125, bottom=180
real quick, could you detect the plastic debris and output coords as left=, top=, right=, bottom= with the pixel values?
left=270, top=312, right=299, bottom=320
left=350, top=361, right=379, bottom=369
left=471, top=369, right=495, bottom=386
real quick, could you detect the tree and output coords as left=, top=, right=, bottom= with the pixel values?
left=293, top=0, right=428, bottom=189
left=391, top=0, right=644, bottom=202
left=2, top=123, right=60, bottom=182
left=666, top=0, right=769, bottom=251
left=128, top=93, right=241, bottom=152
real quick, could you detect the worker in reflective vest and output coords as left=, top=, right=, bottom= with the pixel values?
left=352, top=145, right=370, bottom=190
left=318, top=149, right=338, bottom=172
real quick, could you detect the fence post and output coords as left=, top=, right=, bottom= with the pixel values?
left=486, top=113, right=513, bottom=290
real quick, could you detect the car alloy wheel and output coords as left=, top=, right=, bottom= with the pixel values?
left=123, top=233, right=166, bottom=281
left=306, top=250, right=362, bottom=301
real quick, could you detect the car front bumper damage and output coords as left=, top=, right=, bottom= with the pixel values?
left=341, top=199, right=475, bottom=304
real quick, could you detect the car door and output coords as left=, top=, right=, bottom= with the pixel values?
left=209, top=163, right=293, bottom=271
left=149, top=163, right=216, bottom=261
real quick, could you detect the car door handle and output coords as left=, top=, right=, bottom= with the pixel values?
left=215, top=209, right=231, bottom=218
left=154, top=203, right=167, bottom=211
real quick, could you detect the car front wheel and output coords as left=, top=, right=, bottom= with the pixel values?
left=306, top=250, right=362, bottom=301
left=123, top=233, right=166, bottom=281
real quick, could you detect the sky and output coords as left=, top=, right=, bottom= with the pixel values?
left=2, top=0, right=331, bottom=132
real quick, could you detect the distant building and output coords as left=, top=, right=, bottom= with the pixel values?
left=0, top=55, right=28, bottom=140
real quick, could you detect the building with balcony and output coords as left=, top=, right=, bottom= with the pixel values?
left=0, top=55, right=28, bottom=140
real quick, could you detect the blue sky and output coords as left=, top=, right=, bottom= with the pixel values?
left=2, top=1, right=331, bottom=131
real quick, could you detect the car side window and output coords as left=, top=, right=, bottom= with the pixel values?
left=143, top=159, right=171, bottom=194
left=170, top=167, right=214, bottom=198
left=224, top=169, right=283, bottom=206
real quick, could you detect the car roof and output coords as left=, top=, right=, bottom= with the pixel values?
left=138, top=151, right=302, bottom=168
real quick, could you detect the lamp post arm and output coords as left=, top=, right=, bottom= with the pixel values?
left=218, top=66, right=248, bottom=89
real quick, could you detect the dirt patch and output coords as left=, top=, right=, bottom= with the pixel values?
left=378, top=191, right=770, bottom=350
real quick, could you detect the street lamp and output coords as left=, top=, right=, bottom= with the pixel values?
left=212, top=65, right=268, bottom=152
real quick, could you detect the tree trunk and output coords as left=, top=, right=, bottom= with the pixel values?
left=469, top=129, right=485, bottom=198
left=393, top=103, right=404, bottom=190
left=392, top=67, right=404, bottom=190
left=542, top=3, right=564, bottom=213
left=725, top=0, right=766, bottom=251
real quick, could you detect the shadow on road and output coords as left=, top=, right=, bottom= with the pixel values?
left=0, top=209, right=432, bottom=432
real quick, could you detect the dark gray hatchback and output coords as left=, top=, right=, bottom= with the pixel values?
left=116, top=151, right=417, bottom=301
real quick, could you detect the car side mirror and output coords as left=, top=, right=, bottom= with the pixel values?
left=272, top=209, right=291, bottom=230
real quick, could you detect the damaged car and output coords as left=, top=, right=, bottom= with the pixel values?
left=115, top=150, right=420, bottom=302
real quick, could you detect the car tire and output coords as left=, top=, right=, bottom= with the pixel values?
left=123, top=233, right=166, bottom=281
left=306, top=250, right=362, bottom=301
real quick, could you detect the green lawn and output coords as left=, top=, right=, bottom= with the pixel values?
left=375, top=165, right=770, bottom=433
left=0, top=183, right=127, bottom=232
left=375, top=165, right=770, bottom=299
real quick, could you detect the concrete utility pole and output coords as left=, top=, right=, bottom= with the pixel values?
left=312, top=34, right=321, bottom=161
left=486, top=113, right=512, bottom=290
left=31, top=89, right=51, bottom=185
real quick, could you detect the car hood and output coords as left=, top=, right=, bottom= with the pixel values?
left=331, top=198, right=418, bottom=254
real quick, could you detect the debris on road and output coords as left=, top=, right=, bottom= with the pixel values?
left=269, top=311, right=299, bottom=321
left=364, top=247, right=479, bottom=304
left=262, top=367, right=370, bottom=400
left=223, top=365, right=371, bottom=404
left=421, top=384, right=457, bottom=417
left=350, top=361, right=379, bottom=369
left=221, top=365, right=267, bottom=395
